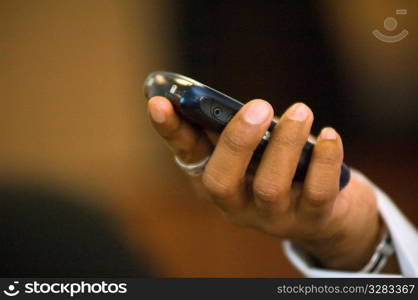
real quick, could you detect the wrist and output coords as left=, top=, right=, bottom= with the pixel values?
left=295, top=177, right=382, bottom=270
left=317, top=215, right=383, bottom=270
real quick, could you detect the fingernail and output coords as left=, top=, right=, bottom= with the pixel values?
left=319, top=127, right=337, bottom=140
left=242, top=101, right=271, bottom=124
left=150, top=105, right=166, bottom=123
left=287, top=103, right=309, bottom=122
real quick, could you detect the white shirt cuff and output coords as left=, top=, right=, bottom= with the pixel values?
left=283, top=170, right=418, bottom=277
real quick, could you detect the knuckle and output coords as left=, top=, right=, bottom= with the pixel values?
left=202, top=172, right=236, bottom=199
left=221, top=129, right=250, bottom=154
left=253, top=180, right=285, bottom=202
left=304, top=184, right=334, bottom=206
left=315, top=155, right=339, bottom=167
left=274, top=133, right=302, bottom=150
left=314, top=145, right=342, bottom=166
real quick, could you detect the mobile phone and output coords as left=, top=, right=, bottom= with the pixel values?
left=144, top=71, right=350, bottom=189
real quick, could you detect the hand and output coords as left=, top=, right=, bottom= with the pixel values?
left=148, top=96, right=382, bottom=271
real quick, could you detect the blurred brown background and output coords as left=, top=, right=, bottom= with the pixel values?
left=0, top=0, right=416, bottom=277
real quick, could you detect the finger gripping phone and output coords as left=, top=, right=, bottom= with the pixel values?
left=144, top=71, right=350, bottom=189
